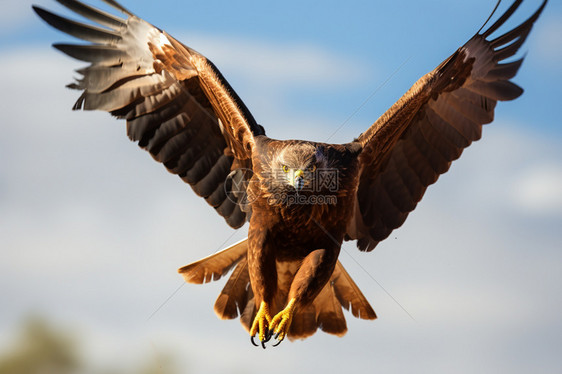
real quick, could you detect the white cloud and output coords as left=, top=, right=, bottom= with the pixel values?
left=178, top=33, right=371, bottom=89
left=172, top=33, right=374, bottom=143
left=510, top=164, right=562, bottom=215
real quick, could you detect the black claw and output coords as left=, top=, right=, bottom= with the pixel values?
left=250, top=335, right=259, bottom=347
left=251, top=330, right=273, bottom=349
left=271, top=331, right=284, bottom=347
left=263, top=329, right=273, bottom=343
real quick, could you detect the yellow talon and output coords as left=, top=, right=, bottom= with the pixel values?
left=250, top=301, right=272, bottom=343
left=270, top=298, right=296, bottom=342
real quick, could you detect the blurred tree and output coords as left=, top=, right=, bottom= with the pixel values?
left=0, top=317, right=180, bottom=374
left=0, top=316, right=81, bottom=374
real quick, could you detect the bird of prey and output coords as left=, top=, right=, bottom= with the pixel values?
left=34, top=0, right=547, bottom=347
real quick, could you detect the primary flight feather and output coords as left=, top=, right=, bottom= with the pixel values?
left=34, top=0, right=547, bottom=347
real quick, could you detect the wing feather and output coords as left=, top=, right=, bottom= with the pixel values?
left=349, top=0, right=547, bottom=251
left=35, top=0, right=266, bottom=228
left=55, top=0, right=126, bottom=29
left=33, top=6, right=122, bottom=44
left=52, top=43, right=126, bottom=64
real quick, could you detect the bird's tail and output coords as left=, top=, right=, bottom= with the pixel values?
left=178, top=238, right=376, bottom=340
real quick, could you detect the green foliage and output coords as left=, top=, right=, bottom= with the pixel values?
left=0, top=317, right=180, bottom=374
left=0, top=317, right=80, bottom=374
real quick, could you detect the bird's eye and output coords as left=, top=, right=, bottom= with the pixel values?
left=309, top=165, right=317, bottom=173
left=282, top=165, right=289, bottom=173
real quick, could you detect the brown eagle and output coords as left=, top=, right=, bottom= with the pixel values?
left=34, top=0, right=547, bottom=347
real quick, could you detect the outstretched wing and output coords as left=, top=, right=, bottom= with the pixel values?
left=347, top=0, right=547, bottom=251
left=33, top=0, right=265, bottom=228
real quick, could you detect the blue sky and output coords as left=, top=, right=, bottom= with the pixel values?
left=1, top=0, right=561, bottom=373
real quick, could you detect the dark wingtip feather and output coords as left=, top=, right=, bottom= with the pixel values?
left=487, top=57, right=525, bottom=81
left=33, top=5, right=121, bottom=44
left=55, top=0, right=126, bottom=29
left=476, top=0, right=503, bottom=35
left=71, top=92, right=86, bottom=110
left=33, top=6, right=58, bottom=29
left=101, top=0, right=134, bottom=16
left=482, top=0, right=548, bottom=40
left=32, top=5, right=58, bottom=29
left=33, top=5, right=59, bottom=25
left=52, top=43, right=125, bottom=63
left=480, top=0, right=523, bottom=38
left=31, top=5, right=43, bottom=16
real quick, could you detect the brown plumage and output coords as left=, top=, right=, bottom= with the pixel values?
left=34, top=0, right=547, bottom=345
left=179, top=238, right=374, bottom=339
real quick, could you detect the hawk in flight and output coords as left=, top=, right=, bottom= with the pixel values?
left=34, top=0, right=547, bottom=347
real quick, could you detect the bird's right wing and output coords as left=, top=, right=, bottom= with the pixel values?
left=34, top=0, right=265, bottom=228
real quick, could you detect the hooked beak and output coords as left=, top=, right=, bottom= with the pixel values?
left=293, top=169, right=304, bottom=191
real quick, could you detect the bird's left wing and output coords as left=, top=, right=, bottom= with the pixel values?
left=34, top=0, right=265, bottom=228
left=347, top=0, right=547, bottom=251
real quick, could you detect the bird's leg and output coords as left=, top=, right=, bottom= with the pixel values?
left=270, top=248, right=339, bottom=345
left=247, top=220, right=278, bottom=348
left=269, top=298, right=296, bottom=343
left=249, top=301, right=273, bottom=347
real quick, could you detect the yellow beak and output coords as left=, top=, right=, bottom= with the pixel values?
left=291, top=169, right=305, bottom=191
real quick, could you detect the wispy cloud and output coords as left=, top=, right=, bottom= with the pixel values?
left=178, top=33, right=372, bottom=89
left=1, top=29, right=561, bottom=374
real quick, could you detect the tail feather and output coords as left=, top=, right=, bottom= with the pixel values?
left=314, top=285, right=348, bottom=336
left=240, top=297, right=256, bottom=334
left=213, top=259, right=251, bottom=319
left=288, top=303, right=317, bottom=340
left=177, top=238, right=247, bottom=284
left=287, top=261, right=376, bottom=340
left=178, top=237, right=376, bottom=340
left=332, top=262, right=377, bottom=320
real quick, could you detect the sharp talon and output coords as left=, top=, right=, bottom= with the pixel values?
left=250, top=335, right=259, bottom=347
left=264, top=329, right=273, bottom=343
left=249, top=301, right=273, bottom=348
left=272, top=338, right=282, bottom=347
left=274, top=331, right=280, bottom=340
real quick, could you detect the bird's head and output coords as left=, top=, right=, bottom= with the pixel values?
left=252, top=136, right=362, bottom=205
left=253, top=137, right=330, bottom=195
left=272, top=141, right=328, bottom=192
